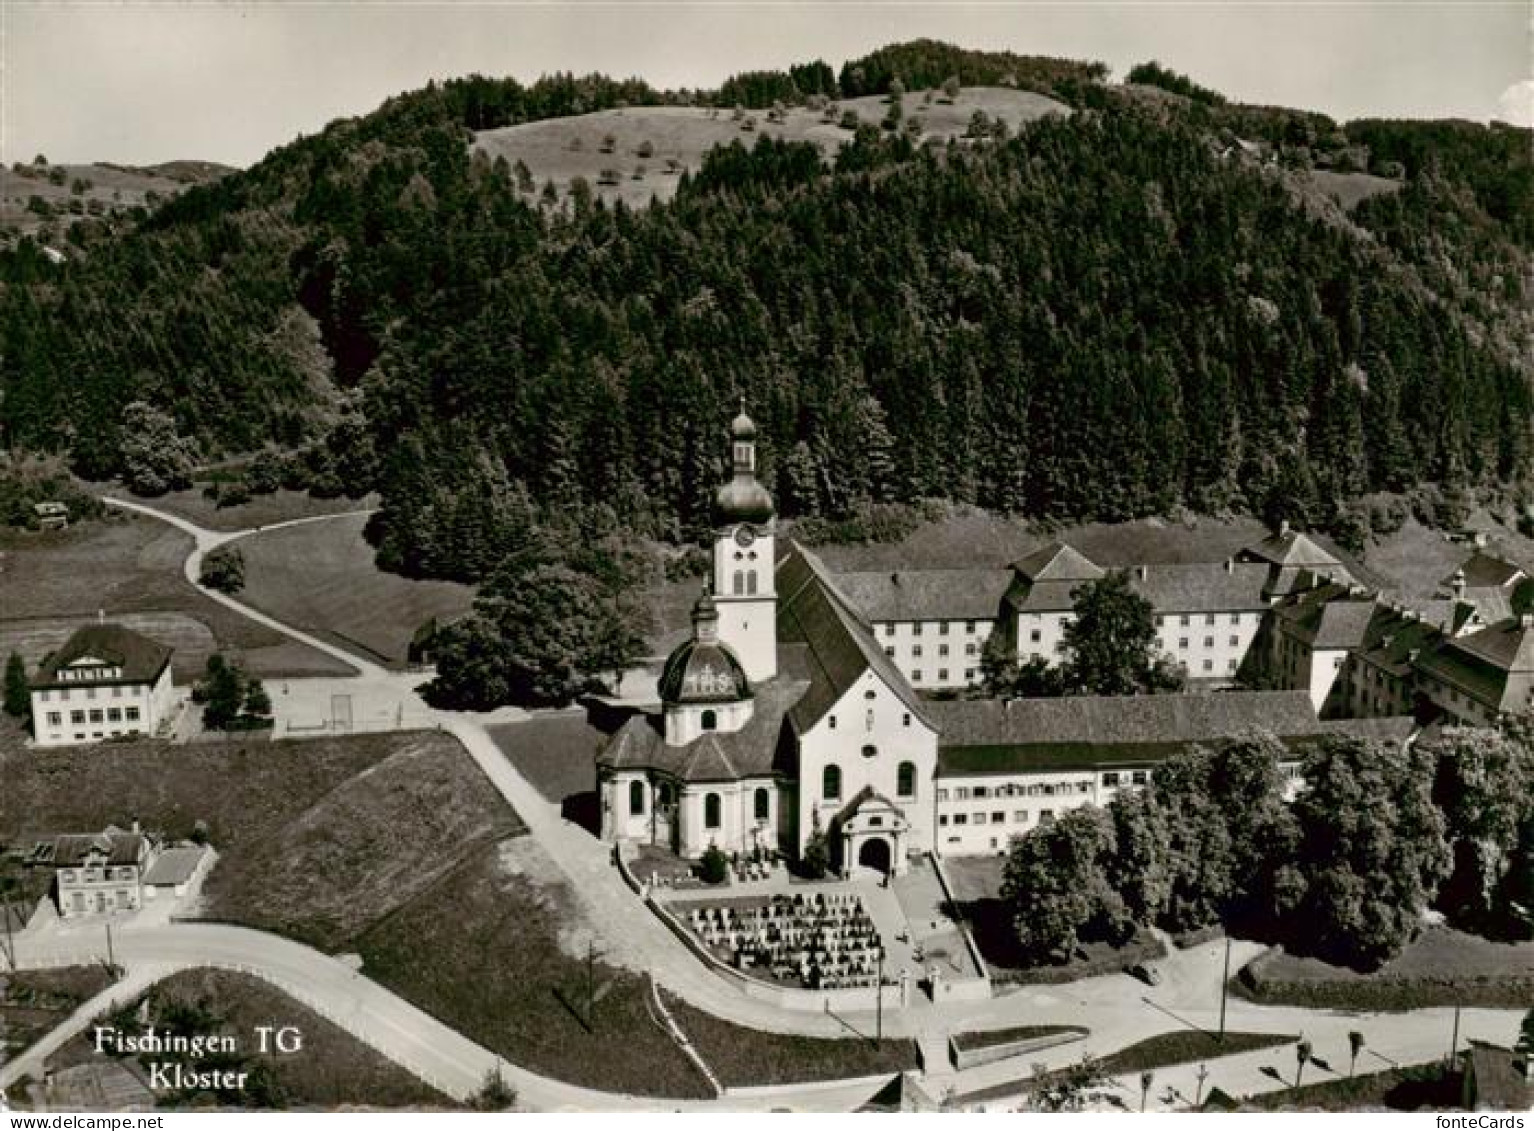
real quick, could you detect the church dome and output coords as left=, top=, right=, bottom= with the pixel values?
left=731, top=412, right=758, bottom=440
left=714, top=474, right=775, bottom=525
left=659, top=638, right=751, bottom=704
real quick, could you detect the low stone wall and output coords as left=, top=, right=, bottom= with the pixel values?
left=949, top=1027, right=1087, bottom=1071
left=928, top=852, right=993, bottom=992
left=647, top=893, right=906, bottom=1013
left=724, top=1070, right=902, bottom=1101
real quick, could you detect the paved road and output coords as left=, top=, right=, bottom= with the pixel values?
left=3, top=921, right=891, bottom=1112
left=103, top=498, right=384, bottom=678
left=72, top=499, right=1530, bottom=1111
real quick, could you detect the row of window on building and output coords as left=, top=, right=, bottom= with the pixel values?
left=1156, top=613, right=1249, bottom=627
left=821, top=762, right=918, bottom=801
left=35, top=684, right=137, bottom=702
left=58, top=867, right=137, bottom=883
left=881, top=641, right=981, bottom=659
left=44, top=706, right=140, bottom=728
left=935, top=770, right=1148, bottom=803
left=881, top=620, right=981, bottom=637
left=940, top=809, right=1052, bottom=828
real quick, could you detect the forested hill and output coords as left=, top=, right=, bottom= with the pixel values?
left=1, top=42, right=1531, bottom=582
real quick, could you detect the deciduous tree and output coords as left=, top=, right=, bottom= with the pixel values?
left=1061, top=572, right=1185, bottom=697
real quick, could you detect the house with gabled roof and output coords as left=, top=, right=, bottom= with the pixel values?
left=1236, top=519, right=1357, bottom=600
left=30, top=825, right=155, bottom=918
left=1416, top=614, right=1534, bottom=726
left=28, top=622, right=175, bottom=747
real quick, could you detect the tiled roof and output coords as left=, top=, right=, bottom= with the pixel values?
left=776, top=543, right=934, bottom=734
left=1274, top=584, right=1384, bottom=648
left=1314, top=715, right=1418, bottom=744
left=1004, top=576, right=1083, bottom=613
left=596, top=677, right=809, bottom=782
left=1415, top=617, right=1534, bottom=713
left=50, top=829, right=147, bottom=868
left=1241, top=528, right=1341, bottom=569
left=141, top=846, right=208, bottom=886
left=30, top=624, right=172, bottom=690
left=1448, top=551, right=1527, bottom=591
left=930, top=691, right=1413, bottom=776
left=1354, top=604, right=1445, bottom=677
left=834, top=569, right=1012, bottom=623
left=929, top=690, right=1320, bottom=750
left=1129, top=562, right=1271, bottom=613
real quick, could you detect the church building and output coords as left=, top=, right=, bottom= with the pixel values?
left=596, top=412, right=1419, bottom=874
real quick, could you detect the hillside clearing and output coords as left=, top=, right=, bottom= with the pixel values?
left=0, top=160, right=231, bottom=241
left=141, top=487, right=379, bottom=533
left=235, top=513, right=475, bottom=667
left=472, top=87, right=1068, bottom=208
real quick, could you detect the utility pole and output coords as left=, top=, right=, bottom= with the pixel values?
left=587, top=938, right=597, bottom=1030
left=875, top=945, right=885, bottom=1046
left=1194, top=1063, right=1210, bottom=1108
left=105, top=922, right=116, bottom=971
left=1218, top=936, right=1231, bottom=1044
left=1448, top=1003, right=1461, bottom=1069
left=1, top=894, right=14, bottom=970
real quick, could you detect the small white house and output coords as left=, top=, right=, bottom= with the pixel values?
left=29, top=623, right=175, bottom=747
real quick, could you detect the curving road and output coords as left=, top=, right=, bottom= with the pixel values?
left=52, top=498, right=1525, bottom=1111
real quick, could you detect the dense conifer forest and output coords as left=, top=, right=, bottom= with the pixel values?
left=1, top=42, right=1530, bottom=584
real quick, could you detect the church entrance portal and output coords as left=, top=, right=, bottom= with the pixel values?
left=857, top=836, right=892, bottom=875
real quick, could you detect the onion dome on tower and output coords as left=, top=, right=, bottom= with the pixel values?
left=713, top=409, right=775, bottom=526
left=658, top=587, right=752, bottom=705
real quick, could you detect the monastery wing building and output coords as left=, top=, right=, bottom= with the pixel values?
left=598, top=413, right=1475, bottom=875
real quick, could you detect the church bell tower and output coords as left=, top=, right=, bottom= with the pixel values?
left=711, top=408, right=777, bottom=682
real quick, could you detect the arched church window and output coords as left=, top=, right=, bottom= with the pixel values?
left=898, top=761, right=917, bottom=798
left=733, top=571, right=745, bottom=595
left=747, top=572, right=758, bottom=595
left=823, top=764, right=841, bottom=801
left=630, top=780, right=646, bottom=815
left=754, top=788, right=770, bottom=822
left=705, top=793, right=722, bottom=829
left=701, top=709, right=717, bottom=731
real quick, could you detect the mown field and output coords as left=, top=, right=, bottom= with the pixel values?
left=357, top=838, right=715, bottom=1099
left=136, top=487, right=379, bottom=533
left=0, top=515, right=350, bottom=680
left=1246, top=1061, right=1462, bottom=1112
left=46, top=968, right=455, bottom=1110
left=661, top=989, right=916, bottom=1087
left=473, top=86, right=1068, bottom=210
left=957, top=1030, right=1296, bottom=1106
left=0, top=729, right=519, bottom=955
left=235, top=514, right=475, bottom=667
